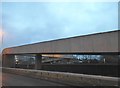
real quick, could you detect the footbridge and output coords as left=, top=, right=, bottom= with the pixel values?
left=2, top=30, right=120, bottom=86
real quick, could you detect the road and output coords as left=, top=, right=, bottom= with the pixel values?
left=2, top=72, right=67, bottom=86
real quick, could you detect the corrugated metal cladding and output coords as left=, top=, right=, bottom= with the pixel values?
left=2, top=30, right=119, bottom=54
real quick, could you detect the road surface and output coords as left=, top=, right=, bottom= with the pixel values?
left=2, top=72, right=67, bottom=86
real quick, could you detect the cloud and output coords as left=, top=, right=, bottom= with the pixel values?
left=2, top=2, right=118, bottom=48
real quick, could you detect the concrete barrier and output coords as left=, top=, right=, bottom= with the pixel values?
left=2, top=67, right=119, bottom=86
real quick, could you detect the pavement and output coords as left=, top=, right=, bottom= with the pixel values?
left=2, top=72, right=67, bottom=86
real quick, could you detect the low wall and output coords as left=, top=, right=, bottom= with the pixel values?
left=14, top=64, right=119, bottom=77
left=2, top=67, right=119, bottom=86
left=41, top=64, right=119, bottom=77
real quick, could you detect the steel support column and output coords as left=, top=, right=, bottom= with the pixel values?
left=35, top=54, right=42, bottom=69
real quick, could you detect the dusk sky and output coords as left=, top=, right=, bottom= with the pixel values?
left=1, top=2, right=118, bottom=49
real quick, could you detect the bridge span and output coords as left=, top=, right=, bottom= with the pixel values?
left=2, top=30, right=119, bottom=54
left=2, top=30, right=119, bottom=69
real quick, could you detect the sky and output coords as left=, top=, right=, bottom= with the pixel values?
left=1, top=2, right=118, bottom=50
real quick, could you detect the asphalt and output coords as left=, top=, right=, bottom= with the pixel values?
left=2, top=72, right=67, bottom=86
